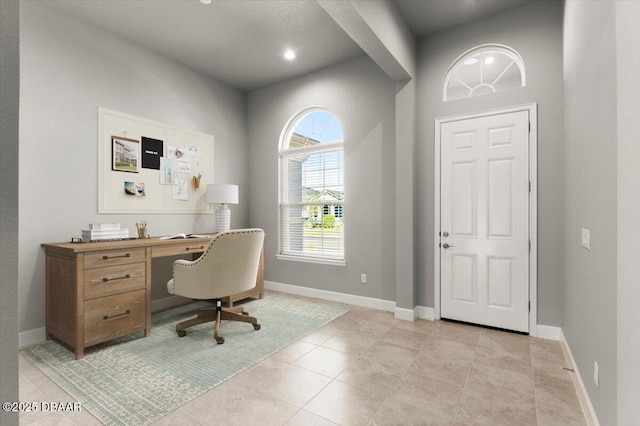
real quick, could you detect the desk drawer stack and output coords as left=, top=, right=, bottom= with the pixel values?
left=82, top=249, right=147, bottom=346
left=43, top=244, right=152, bottom=359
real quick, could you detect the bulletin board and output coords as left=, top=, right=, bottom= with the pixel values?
left=98, top=107, right=214, bottom=214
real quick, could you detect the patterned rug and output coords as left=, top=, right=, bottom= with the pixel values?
left=21, top=293, right=348, bottom=425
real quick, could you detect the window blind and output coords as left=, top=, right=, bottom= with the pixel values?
left=279, top=147, right=344, bottom=261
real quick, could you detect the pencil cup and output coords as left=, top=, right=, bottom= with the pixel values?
left=137, top=227, right=148, bottom=238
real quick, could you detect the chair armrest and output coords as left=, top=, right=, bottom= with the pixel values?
left=171, top=258, right=208, bottom=299
left=174, top=259, right=195, bottom=268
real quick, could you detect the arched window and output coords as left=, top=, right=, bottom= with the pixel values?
left=443, top=44, right=525, bottom=102
left=278, top=107, right=344, bottom=264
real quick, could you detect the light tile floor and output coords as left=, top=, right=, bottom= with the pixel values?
left=19, top=291, right=587, bottom=425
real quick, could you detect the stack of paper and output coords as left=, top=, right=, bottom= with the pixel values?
left=88, top=223, right=121, bottom=231
left=82, top=224, right=129, bottom=242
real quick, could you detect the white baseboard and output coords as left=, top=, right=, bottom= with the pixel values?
left=534, top=324, right=562, bottom=341
left=395, top=306, right=436, bottom=321
left=416, top=306, right=436, bottom=321
left=265, top=281, right=438, bottom=324
left=19, top=327, right=46, bottom=348
left=264, top=281, right=396, bottom=312
left=394, top=306, right=418, bottom=321
left=151, top=295, right=191, bottom=313
left=559, top=329, right=600, bottom=426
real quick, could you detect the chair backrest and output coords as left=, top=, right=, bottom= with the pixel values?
left=174, top=229, right=264, bottom=299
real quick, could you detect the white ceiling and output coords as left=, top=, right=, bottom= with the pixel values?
left=45, top=0, right=537, bottom=91
left=46, top=0, right=364, bottom=91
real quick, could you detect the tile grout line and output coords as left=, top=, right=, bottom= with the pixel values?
left=364, top=352, right=414, bottom=426
left=297, top=377, right=342, bottom=425
left=280, top=324, right=337, bottom=425
left=450, top=329, right=482, bottom=424
left=296, top=312, right=381, bottom=426
left=530, top=340, right=541, bottom=425
left=366, top=320, right=442, bottom=425
left=284, top=316, right=348, bottom=425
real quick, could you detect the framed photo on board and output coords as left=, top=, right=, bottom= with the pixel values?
left=112, top=136, right=139, bottom=173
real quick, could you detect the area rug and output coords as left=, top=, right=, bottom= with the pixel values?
left=21, top=293, right=348, bottom=426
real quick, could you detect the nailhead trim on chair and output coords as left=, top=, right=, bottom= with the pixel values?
left=172, top=228, right=264, bottom=273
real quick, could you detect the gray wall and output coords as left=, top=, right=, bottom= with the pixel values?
left=248, top=55, right=397, bottom=302
left=0, top=0, right=20, bottom=423
left=19, top=3, right=248, bottom=333
left=394, top=78, right=416, bottom=310
left=415, top=0, right=564, bottom=326
left=563, top=1, right=617, bottom=424
left=616, top=2, right=640, bottom=422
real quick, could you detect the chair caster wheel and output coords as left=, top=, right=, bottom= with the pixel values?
left=242, top=311, right=249, bottom=316
left=215, top=336, right=225, bottom=344
left=253, top=323, right=261, bottom=330
left=177, top=330, right=186, bottom=337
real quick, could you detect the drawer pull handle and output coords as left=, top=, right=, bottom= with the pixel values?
left=102, top=253, right=131, bottom=260
left=103, top=309, right=131, bottom=320
left=102, top=274, right=131, bottom=282
left=185, top=246, right=205, bottom=251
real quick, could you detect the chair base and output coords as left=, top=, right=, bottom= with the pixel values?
left=175, top=302, right=260, bottom=344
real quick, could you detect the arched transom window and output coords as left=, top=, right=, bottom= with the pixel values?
left=278, top=107, right=345, bottom=264
left=443, top=44, right=525, bottom=102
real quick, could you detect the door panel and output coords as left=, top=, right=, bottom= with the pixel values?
left=451, top=131, right=477, bottom=151
left=488, top=126, right=515, bottom=148
left=440, top=110, right=529, bottom=332
left=451, top=255, right=477, bottom=304
left=488, top=158, right=515, bottom=239
left=451, top=161, right=477, bottom=237
left=487, top=256, right=515, bottom=309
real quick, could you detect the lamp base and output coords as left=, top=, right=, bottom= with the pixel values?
left=215, top=204, right=231, bottom=233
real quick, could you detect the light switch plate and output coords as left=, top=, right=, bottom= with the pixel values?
left=581, top=228, right=591, bottom=250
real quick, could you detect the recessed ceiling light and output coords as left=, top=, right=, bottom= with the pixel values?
left=199, top=0, right=211, bottom=4
left=484, top=56, right=495, bottom=65
left=464, top=57, right=478, bottom=65
left=283, top=49, right=296, bottom=61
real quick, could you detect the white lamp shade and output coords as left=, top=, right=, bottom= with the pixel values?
left=206, top=184, right=238, bottom=205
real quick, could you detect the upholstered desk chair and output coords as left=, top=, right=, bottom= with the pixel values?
left=166, top=228, right=265, bottom=344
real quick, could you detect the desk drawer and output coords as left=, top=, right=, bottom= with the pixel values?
left=152, top=242, right=207, bottom=258
left=84, top=248, right=146, bottom=269
left=84, top=263, right=146, bottom=300
left=84, top=290, right=145, bottom=346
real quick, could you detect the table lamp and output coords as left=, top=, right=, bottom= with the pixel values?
left=206, top=184, right=239, bottom=233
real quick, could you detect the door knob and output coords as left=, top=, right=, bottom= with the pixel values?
left=442, top=232, right=449, bottom=237
left=442, top=243, right=455, bottom=249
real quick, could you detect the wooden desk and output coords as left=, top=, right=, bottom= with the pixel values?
left=41, top=235, right=264, bottom=359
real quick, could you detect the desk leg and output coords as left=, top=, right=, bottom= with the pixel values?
left=75, top=254, right=85, bottom=360
left=144, top=247, right=152, bottom=337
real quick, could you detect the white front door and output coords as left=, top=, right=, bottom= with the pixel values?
left=440, top=110, right=530, bottom=332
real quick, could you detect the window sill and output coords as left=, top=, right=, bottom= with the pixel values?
left=276, top=254, right=346, bottom=267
